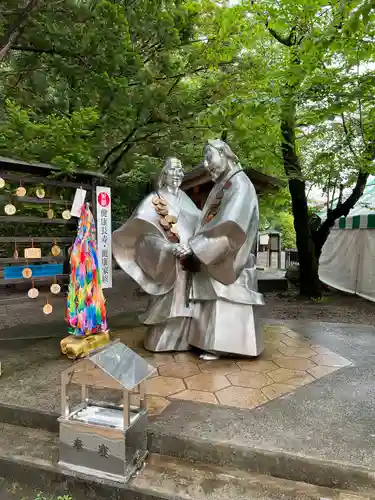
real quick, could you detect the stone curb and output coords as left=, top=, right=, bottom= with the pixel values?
left=1, top=402, right=375, bottom=494
left=0, top=402, right=59, bottom=434
left=148, top=431, right=375, bottom=493
left=0, top=453, right=170, bottom=500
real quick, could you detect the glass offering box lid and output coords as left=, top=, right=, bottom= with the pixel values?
left=63, top=341, right=157, bottom=391
left=71, top=404, right=139, bottom=430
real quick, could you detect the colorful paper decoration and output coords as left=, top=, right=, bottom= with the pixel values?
left=66, top=204, right=107, bottom=336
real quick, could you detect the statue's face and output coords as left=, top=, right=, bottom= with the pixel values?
left=203, top=145, right=227, bottom=181
left=164, top=158, right=184, bottom=189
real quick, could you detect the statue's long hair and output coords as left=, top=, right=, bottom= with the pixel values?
left=157, top=157, right=183, bottom=189
left=206, top=139, right=241, bottom=168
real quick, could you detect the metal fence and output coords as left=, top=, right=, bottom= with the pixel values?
left=285, top=248, right=299, bottom=268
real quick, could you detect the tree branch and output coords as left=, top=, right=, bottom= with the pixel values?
left=12, top=44, right=69, bottom=56
left=104, top=83, right=184, bottom=175
left=128, top=60, right=237, bottom=87
left=101, top=125, right=141, bottom=168
left=313, top=170, right=369, bottom=259
left=341, top=112, right=359, bottom=159
left=11, top=44, right=88, bottom=66
left=265, top=21, right=297, bottom=47
left=0, top=0, right=43, bottom=61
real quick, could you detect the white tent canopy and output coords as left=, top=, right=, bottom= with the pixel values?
left=319, top=180, right=375, bottom=302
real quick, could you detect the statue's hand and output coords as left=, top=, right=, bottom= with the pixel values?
left=180, top=253, right=201, bottom=273
left=173, top=243, right=192, bottom=259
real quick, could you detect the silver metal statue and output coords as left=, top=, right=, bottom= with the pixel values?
left=174, top=140, right=265, bottom=358
left=112, top=158, right=201, bottom=352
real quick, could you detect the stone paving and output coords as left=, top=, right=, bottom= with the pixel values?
left=113, top=323, right=352, bottom=415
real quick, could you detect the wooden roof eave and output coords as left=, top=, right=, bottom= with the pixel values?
left=181, top=165, right=284, bottom=192
left=0, top=156, right=106, bottom=182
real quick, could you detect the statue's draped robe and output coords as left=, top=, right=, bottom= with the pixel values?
left=188, top=168, right=265, bottom=356
left=112, top=188, right=200, bottom=352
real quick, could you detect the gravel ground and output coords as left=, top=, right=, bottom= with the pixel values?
left=0, top=271, right=374, bottom=334
left=262, top=291, right=375, bottom=325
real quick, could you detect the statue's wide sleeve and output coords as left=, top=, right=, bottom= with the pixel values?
left=189, top=173, right=258, bottom=285
left=112, top=209, right=176, bottom=296
left=135, top=233, right=175, bottom=284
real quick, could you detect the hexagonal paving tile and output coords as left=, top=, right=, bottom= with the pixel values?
left=264, top=325, right=291, bottom=334
left=148, top=367, right=159, bottom=378
left=262, top=383, right=296, bottom=400
left=268, top=367, right=306, bottom=383
left=264, top=339, right=289, bottom=349
left=227, top=371, right=274, bottom=389
left=277, top=346, right=317, bottom=358
left=310, top=353, right=351, bottom=367
left=282, top=336, right=313, bottom=347
left=129, top=391, right=170, bottom=413
left=173, top=352, right=199, bottom=363
left=133, top=347, right=153, bottom=358
left=147, top=395, right=171, bottom=415
left=198, top=360, right=240, bottom=376
left=134, top=322, right=352, bottom=410
left=185, top=372, right=230, bottom=392
left=236, top=359, right=279, bottom=373
left=134, top=325, right=148, bottom=334
left=112, top=328, right=137, bottom=346
left=263, top=333, right=292, bottom=344
left=143, top=354, right=175, bottom=367
left=307, top=365, right=338, bottom=378
left=129, top=392, right=141, bottom=406
left=170, top=389, right=218, bottom=404
left=159, top=362, right=200, bottom=378
left=261, top=347, right=285, bottom=361
left=283, top=329, right=303, bottom=339
left=145, top=376, right=185, bottom=397
left=216, top=386, right=268, bottom=409
left=272, top=356, right=317, bottom=371
left=311, top=345, right=335, bottom=354
left=286, top=373, right=315, bottom=387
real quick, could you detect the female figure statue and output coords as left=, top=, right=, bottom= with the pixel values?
left=112, top=158, right=200, bottom=352
left=174, top=140, right=265, bottom=359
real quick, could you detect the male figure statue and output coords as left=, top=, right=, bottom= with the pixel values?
left=175, top=139, right=265, bottom=358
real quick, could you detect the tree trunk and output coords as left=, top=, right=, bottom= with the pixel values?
left=0, top=0, right=43, bottom=62
left=281, top=98, right=322, bottom=298
left=312, top=171, right=369, bottom=261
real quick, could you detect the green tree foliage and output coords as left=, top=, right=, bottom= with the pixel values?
left=0, top=0, right=245, bottom=174
left=0, top=0, right=287, bottom=217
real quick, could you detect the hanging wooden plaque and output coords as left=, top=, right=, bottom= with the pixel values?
left=24, top=247, right=42, bottom=259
